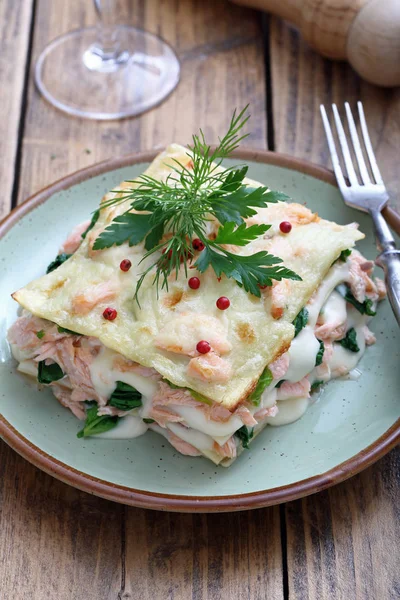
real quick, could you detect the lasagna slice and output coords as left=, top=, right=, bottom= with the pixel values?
left=8, top=145, right=386, bottom=465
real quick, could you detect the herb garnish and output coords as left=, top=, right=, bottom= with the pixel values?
left=248, top=367, right=273, bottom=406
left=77, top=402, right=118, bottom=438
left=37, top=361, right=64, bottom=384
left=46, top=253, right=72, bottom=274
left=339, top=328, right=360, bottom=353
left=36, top=330, right=45, bottom=339
left=108, top=381, right=142, bottom=411
left=343, top=286, right=376, bottom=316
left=93, top=108, right=300, bottom=302
left=315, top=340, right=325, bottom=366
left=235, top=425, right=254, bottom=449
left=293, top=307, right=309, bottom=337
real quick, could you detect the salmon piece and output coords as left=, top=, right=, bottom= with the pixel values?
left=213, top=437, right=237, bottom=459
left=286, top=203, right=319, bottom=225
left=51, top=384, right=86, bottom=420
left=59, top=220, right=90, bottom=255
left=149, top=406, right=183, bottom=428
left=113, top=355, right=160, bottom=379
left=331, top=365, right=349, bottom=378
left=152, top=381, right=201, bottom=407
left=71, top=281, right=117, bottom=315
left=314, top=322, right=347, bottom=341
left=363, top=326, right=376, bottom=346
left=155, top=313, right=231, bottom=357
left=7, top=312, right=64, bottom=350
left=234, top=405, right=258, bottom=426
left=269, top=352, right=290, bottom=380
left=270, top=280, right=290, bottom=319
left=375, top=277, right=387, bottom=300
left=254, top=405, right=279, bottom=420
left=348, top=251, right=377, bottom=302
left=207, top=403, right=233, bottom=422
left=277, top=377, right=311, bottom=400
left=168, top=431, right=202, bottom=456
left=187, top=352, right=232, bottom=383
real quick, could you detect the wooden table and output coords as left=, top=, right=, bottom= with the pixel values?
left=1, top=1, right=399, bottom=598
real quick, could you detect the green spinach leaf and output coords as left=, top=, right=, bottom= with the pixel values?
left=339, top=327, right=360, bottom=353
left=315, top=340, right=325, bottom=366
left=293, top=307, right=309, bottom=337
left=37, top=360, right=64, bottom=384
left=248, top=367, right=273, bottom=406
left=46, top=253, right=72, bottom=274
left=235, top=425, right=254, bottom=449
left=343, top=286, right=376, bottom=316
left=108, top=381, right=142, bottom=411
left=77, top=403, right=118, bottom=438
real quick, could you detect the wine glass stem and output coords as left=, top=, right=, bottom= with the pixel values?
left=94, top=0, right=120, bottom=57
left=83, top=0, right=129, bottom=72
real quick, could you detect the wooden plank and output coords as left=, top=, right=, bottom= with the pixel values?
left=0, top=0, right=34, bottom=218
left=269, top=16, right=400, bottom=600
left=3, top=1, right=281, bottom=599
left=123, top=507, right=284, bottom=600
left=0, top=441, right=123, bottom=600
left=17, top=0, right=267, bottom=204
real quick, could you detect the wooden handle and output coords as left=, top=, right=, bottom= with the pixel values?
left=383, top=206, right=400, bottom=238
left=232, top=0, right=400, bottom=87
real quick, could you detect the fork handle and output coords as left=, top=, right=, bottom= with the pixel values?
left=371, top=209, right=400, bottom=326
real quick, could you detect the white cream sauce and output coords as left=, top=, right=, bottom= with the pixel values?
left=285, top=326, right=320, bottom=383
left=89, top=346, right=158, bottom=417
left=267, top=397, right=309, bottom=426
left=96, top=415, right=148, bottom=439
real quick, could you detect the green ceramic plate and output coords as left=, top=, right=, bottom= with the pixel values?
left=0, top=150, right=399, bottom=512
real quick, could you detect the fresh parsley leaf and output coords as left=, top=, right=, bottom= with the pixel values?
left=311, top=380, right=324, bottom=393
left=46, top=253, right=72, bottom=273
left=143, top=418, right=155, bottom=424
left=339, top=327, right=360, bottom=353
left=77, top=404, right=118, bottom=438
left=37, top=361, right=64, bottom=384
left=93, top=213, right=154, bottom=250
left=210, top=186, right=288, bottom=226
left=108, top=381, right=142, bottom=411
left=315, top=340, right=325, bottom=366
left=195, top=246, right=301, bottom=297
left=57, top=325, right=81, bottom=336
left=293, top=308, right=309, bottom=337
left=81, top=209, right=100, bottom=240
left=248, top=367, right=273, bottom=406
left=214, top=222, right=270, bottom=246
left=235, top=425, right=254, bottom=449
left=36, top=330, right=45, bottom=339
left=92, top=108, right=300, bottom=301
left=344, top=286, right=376, bottom=316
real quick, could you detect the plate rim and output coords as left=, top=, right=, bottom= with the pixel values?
left=1, top=148, right=399, bottom=512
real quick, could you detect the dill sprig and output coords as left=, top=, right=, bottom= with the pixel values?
left=93, top=107, right=301, bottom=302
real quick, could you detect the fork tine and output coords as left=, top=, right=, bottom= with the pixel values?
left=320, top=105, right=346, bottom=191
left=357, top=101, right=384, bottom=185
left=332, top=104, right=359, bottom=186
left=344, top=102, right=371, bottom=184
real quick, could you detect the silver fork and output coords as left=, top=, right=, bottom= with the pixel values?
left=320, top=101, right=400, bottom=326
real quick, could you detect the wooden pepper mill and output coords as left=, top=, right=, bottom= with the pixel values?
left=232, top=0, right=400, bottom=87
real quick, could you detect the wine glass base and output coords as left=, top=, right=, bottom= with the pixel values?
left=35, top=26, right=180, bottom=120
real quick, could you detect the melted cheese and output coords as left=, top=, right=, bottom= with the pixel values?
left=13, top=144, right=364, bottom=410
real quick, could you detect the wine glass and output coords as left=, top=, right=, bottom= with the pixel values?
left=35, top=0, right=180, bottom=120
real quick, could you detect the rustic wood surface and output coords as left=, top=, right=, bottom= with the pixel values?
left=0, top=2, right=398, bottom=599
